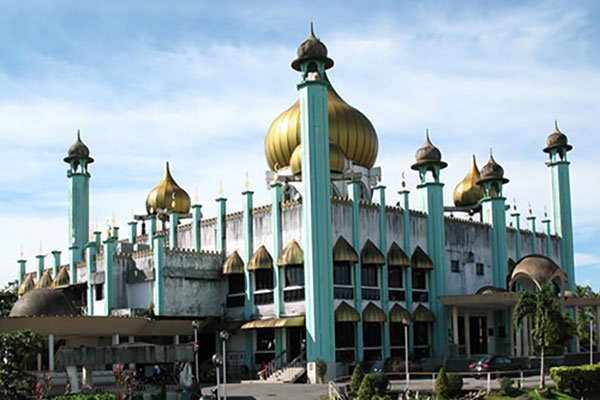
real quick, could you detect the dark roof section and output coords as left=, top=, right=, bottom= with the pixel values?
left=64, top=130, right=94, bottom=164
left=543, top=120, right=573, bottom=153
left=291, top=23, right=334, bottom=72
left=411, top=129, right=447, bottom=170
left=9, top=288, right=77, bottom=317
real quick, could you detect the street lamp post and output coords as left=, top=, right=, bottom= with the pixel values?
left=590, top=314, right=594, bottom=365
left=219, top=330, right=230, bottom=400
left=192, top=321, right=200, bottom=383
left=212, top=353, right=223, bottom=400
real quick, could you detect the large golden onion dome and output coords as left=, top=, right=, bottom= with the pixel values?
left=146, top=162, right=191, bottom=216
left=265, top=73, right=378, bottom=171
left=289, top=141, right=346, bottom=176
left=453, top=155, right=484, bottom=207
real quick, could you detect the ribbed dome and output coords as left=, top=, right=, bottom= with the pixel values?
left=10, top=288, right=77, bottom=317
left=289, top=141, right=346, bottom=175
left=291, top=23, right=334, bottom=72
left=64, top=130, right=94, bottom=164
left=453, top=155, right=484, bottom=207
left=478, top=151, right=509, bottom=184
left=411, top=130, right=447, bottom=170
left=146, top=162, right=191, bottom=216
left=543, top=120, right=572, bottom=153
left=265, top=74, right=378, bottom=171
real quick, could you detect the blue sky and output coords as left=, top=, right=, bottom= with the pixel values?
left=1, top=1, right=599, bottom=290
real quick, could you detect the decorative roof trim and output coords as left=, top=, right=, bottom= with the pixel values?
left=277, top=239, right=304, bottom=267
left=223, top=250, right=245, bottom=275
left=332, top=236, right=358, bottom=263
left=387, top=242, right=409, bottom=267
left=411, top=246, right=434, bottom=270
left=247, top=245, right=273, bottom=271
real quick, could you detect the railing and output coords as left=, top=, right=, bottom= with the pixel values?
left=334, top=286, right=354, bottom=300
left=328, top=381, right=345, bottom=400
left=258, top=349, right=289, bottom=380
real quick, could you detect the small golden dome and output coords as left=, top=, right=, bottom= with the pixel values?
left=453, top=155, right=484, bottom=207
left=265, top=73, right=378, bottom=172
left=289, top=141, right=346, bottom=176
left=145, top=162, right=191, bottom=216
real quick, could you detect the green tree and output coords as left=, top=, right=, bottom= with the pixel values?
left=0, top=280, right=18, bottom=317
left=356, top=374, right=375, bottom=400
left=349, top=364, right=365, bottom=397
left=0, top=329, right=42, bottom=399
left=434, top=367, right=450, bottom=399
left=575, top=285, right=599, bottom=348
left=513, top=284, right=570, bottom=388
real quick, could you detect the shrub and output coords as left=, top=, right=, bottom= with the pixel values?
left=368, top=373, right=390, bottom=396
left=499, top=376, right=514, bottom=395
left=357, top=374, right=375, bottom=400
left=550, top=364, right=600, bottom=395
left=316, top=359, right=327, bottom=383
left=435, top=368, right=450, bottom=399
left=349, top=364, right=365, bottom=396
left=446, top=373, right=463, bottom=397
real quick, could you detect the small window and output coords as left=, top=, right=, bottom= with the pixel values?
left=476, top=263, right=484, bottom=276
left=334, top=262, right=352, bottom=285
left=388, top=266, right=403, bottom=288
left=284, top=265, right=304, bottom=287
left=95, top=284, right=104, bottom=301
left=412, top=269, right=427, bottom=290
left=255, top=270, right=274, bottom=290
left=451, top=260, right=459, bottom=273
left=361, top=265, right=378, bottom=287
left=228, top=275, right=244, bottom=294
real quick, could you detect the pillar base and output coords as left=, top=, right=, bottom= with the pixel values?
left=307, top=361, right=337, bottom=384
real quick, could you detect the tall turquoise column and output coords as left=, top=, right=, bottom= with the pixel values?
left=478, top=154, right=509, bottom=288
left=128, top=221, right=137, bottom=244
left=86, top=242, right=98, bottom=315
left=93, top=231, right=102, bottom=245
left=69, top=244, right=79, bottom=284
left=292, top=25, right=336, bottom=370
left=149, top=217, right=157, bottom=249
left=348, top=180, right=364, bottom=362
left=18, top=259, right=26, bottom=286
left=216, top=197, right=227, bottom=259
left=111, top=226, right=119, bottom=240
left=542, top=217, right=552, bottom=257
left=527, top=215, right=537, bottom=254
left=510, top=209, right=522, bottom=261
left=411, top=131, right=448, bottom=358
left=242, top=190, right=254, bottom=367
left=36, top=254, right=45, bottom=282
left=51, top=251, right=61, bottom=277
left=271, top=183, right=284, bottom=360
left=103, top=235, right=117, bottom=316
left=169, top=211, right=179, bottom=249
left=374, top=186, right=391, bottom=358
left=398, top=186, right=414, bottom=354
left=544, top=122, right=575, bottom=291
left=64, top=131, right=93, bottom=264
left=153, top=235, right=165, bottom=315
left=477, top=152, right=510, bottom=354
left=192, top=204, right=202, bottom=251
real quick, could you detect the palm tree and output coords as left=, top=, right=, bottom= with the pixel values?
left=512, top=284, right=562, bottom=388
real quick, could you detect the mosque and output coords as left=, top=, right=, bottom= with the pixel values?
left=4, top=25, right=599, bottom=384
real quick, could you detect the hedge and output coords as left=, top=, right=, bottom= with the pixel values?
left=549, top=363, right=600, bottom=395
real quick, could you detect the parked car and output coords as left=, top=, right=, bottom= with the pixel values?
left=469, top=355, right=523, bottom=378
left=382, top=357, right=423, bottom=373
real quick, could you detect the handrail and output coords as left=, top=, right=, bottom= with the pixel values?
left=328, top=381, right=345, bottom=400
left=258, top=349, right=289, bottom=380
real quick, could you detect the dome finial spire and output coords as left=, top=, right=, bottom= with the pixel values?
left=310, top=21, right=316, bottom=38
left=554, top=119, right=559, bottom=132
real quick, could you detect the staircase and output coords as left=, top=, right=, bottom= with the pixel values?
left=259, top=350, right=306, bottom=383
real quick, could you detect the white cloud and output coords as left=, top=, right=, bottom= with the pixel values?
left=575, top=252, right=600, bottom=267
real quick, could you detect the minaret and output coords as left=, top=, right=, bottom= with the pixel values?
left=411, top=130, right=448, bottom=358
left=477, top=150, right=509, bottom=288
left=64, top=130, right=93, bottom=264
left=292, top=23, right=336, bottom=380
left=543, top=121, right=575, bottom=291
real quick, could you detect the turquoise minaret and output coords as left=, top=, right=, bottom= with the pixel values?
left=242, top=189, right=254, bottom=367
left=348, top=180, right=364, bottom=361
left=510, top=206, right=522, bottom=261
left=542, top=214, right=552, bottom=257
left=86, top=242, right=98, bottom=316
left=103, top=234, right=117, bottom=315
left=374, top=185, right=391, bottom=358
left=544, top=121, right=575, bottom=292
left=169, top=211, right=178, bottom=249
left=64, top=131, right=93, bottom=264
left=411, top=130, right=448, bottom=357
left=477, top=151, right=509, bottom=288
left=51, top=250, right=61, bottom=278
left=18, top=259, right=26, bottom=286
left=292, top=24, right=336, bottom=372
left=153, top=235, right=165, bottom=315
left=398, top=182, right=414, bottom=354
left=36, top=254, right=45, bottom=282
left=216, top=196, right=227, bottom=260
left=192, top=204, right=202, bottom=251
left=271, top=182, right=284, bottom=361
left=128, top=220, right=137, bottom=244
left=527, top=213, right=537, bottom=254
